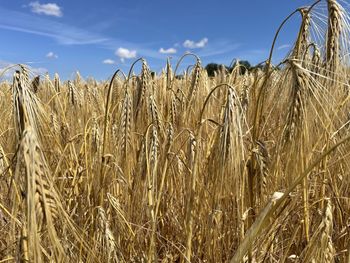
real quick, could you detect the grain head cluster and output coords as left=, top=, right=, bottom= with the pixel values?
left=1, top=0, right=350, bottom=262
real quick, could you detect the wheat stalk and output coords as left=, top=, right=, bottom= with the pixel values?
left=15, top=126, right=65, bottom=261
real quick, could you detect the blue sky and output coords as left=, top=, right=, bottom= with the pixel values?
left=0, top=0, right=317, bottom=79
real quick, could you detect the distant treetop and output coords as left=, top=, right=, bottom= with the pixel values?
left=205, top=60, right=263, bottom=77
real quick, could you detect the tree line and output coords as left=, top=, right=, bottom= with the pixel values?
left=204, top=60, right=264, bottom=77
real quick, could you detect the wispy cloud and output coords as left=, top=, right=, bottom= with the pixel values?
left=159, top=47, right=177, bottom=54
left=115, top=47, right=137, bottom=62
left=277, top=44, right=291, bottom=50
left=234, top=49, right=268, bottom=64
left=29, top=1, right=63, bottom=17
left=183, top=38, right=208, bottom=49
left=0, top=7, right=107, bottom=45
left=46, top=51, right=58, bottom=59
left=196, top=41, right=240, bottom=58
left=102, top=59, right=115, bottom=65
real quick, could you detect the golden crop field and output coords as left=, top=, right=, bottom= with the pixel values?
left=1, top=0, right=350, bottom=262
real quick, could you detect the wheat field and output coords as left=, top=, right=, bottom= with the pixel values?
left=1, top=0, right=350, bottom=262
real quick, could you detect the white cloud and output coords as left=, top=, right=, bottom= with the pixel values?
left=115, top=47, right=137, bottom=62
left=103, top=59, right=115, bottom=65
left=46, top=51, right=58, bottom=59
left=159, top=47, right=177, bottom=54
left=29, top=1, right=62, bottom=17
left=277, top=44, right=291, bottom=50
left=183, top=38, right=208, bottom=49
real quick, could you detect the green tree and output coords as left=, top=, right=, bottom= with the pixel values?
left=205, top=63, right=220, bottom=77
left=230, top=60, right=251, bottom=74
left=205, top=60, right=254, bottom=77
